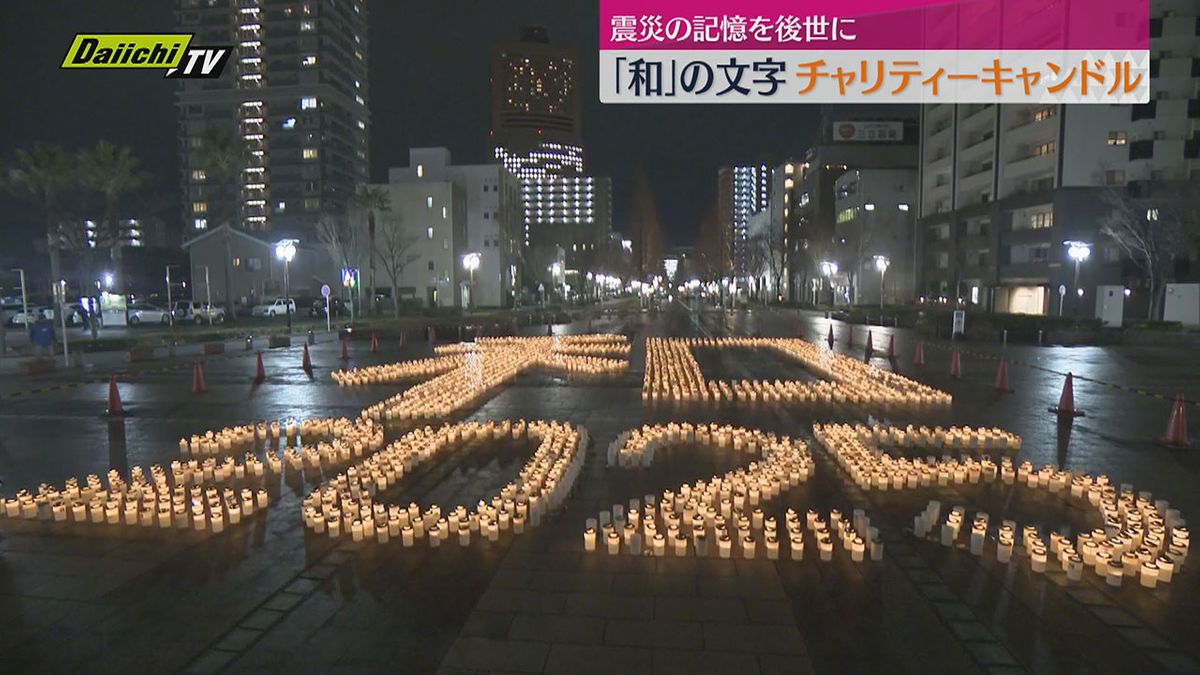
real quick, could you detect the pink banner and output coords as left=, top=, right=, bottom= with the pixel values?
left=600, top=0, right=1149, bottom=51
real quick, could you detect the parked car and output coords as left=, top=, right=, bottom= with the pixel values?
left=174, top=301, right=226, bottom=324
left=5, top=306, right=50, bottom=327
left=251, top=298, right=297, bottom=318
left=309, top=297, right=346, bottom=317
left=128, top=303, right=173, bottom=325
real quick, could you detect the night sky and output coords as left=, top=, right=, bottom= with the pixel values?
left=0, top=1, right=820, bottom=254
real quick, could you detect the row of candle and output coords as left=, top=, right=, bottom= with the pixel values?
left=919, top=499, right=1188, bottom=589
left=815, top=423, right=1020, bottom=492
left=586, top=424, right=814, bottom=559
left=302, top=420, right=586, bottom=547
left=362, top=337, right=627, bottom=421
left=330, top=354, right=462, bottom=386
left=847, top=423, right=1021, bottom=452
left=179, top=417, right=385, bottom=459
left=2, top=472, right=269, bottom=534
left=642, top=338, right=951, bottom=407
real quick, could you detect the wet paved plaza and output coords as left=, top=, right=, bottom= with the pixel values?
left=1, top=304, right=1199, bottom=674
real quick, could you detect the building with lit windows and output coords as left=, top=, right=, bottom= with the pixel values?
left=916, top=1, right=1199, bottom=316
left=717, top=163, right=772, bottom=280
left=521, top=175, right=612, bottom=278
left=388, top=148, right=523, bottom=308
left=489, top=25, right=584, bottom=181
left=176, top=0, right=369, bottom=237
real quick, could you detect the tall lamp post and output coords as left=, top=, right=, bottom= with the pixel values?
left=275, top=239, right=297, bottom=333
left=820, top=261, right=838, bottom=306
left=873, top=255, right=890, bottom=310
left=551, top=262, right=563, bottom=303
left=462, top=252, right=480, bottom=310
left=1065, top=240, right=1091, bottom=316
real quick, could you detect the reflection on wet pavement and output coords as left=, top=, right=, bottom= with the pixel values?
left=1, top=305, right=1199, bottom=673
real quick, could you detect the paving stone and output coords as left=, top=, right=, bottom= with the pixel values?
left=656, top=597, right=748, bottom=623
left=284, top=578, right=321, bottom=595
left=509, top=613, right=605, bottom=645
left=215, top=627, right=262, bottom=653
left=299, top=564, right=338, bottom=581
left=1148, top=650, right=1200, bottom=673
left=701, top=623, right=806, bottom=655
left=543, top=643, right=652, bottom=675
left=564, top=593, right=655, bottom=619
left=758, top=654, right=816, bottom=675
left=477, top=588, right=567, bottom=614
left=965, top=642, right=1019, bottom=667
left=1091, top=606, right=1141, bottom=627
left=440, top=637, right=548, bottom=673
left=240, top=608, right=285, bottom=631
left=949, top=620, right=994, bottom=642
left=461, top=611, right=515, bottom=639
left=263, top=592, right=305, bottom=612
left=1117, top=628, right=1172, bottom=650
left=604, top=618, right=703, bottom=650
left=652, top=648, right=760, bottom=675
left=917, top=583, right=957, bottom=602
left=183, top=649, right=237, bottom=675
left=1066, top=588, right=1110, bottom=606
left=744, top=600, right=796, bottom=625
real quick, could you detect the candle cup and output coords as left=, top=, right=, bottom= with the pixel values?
left=606, top=531, right=621, bottom=555
left=584, top=527, right=597, bottom=552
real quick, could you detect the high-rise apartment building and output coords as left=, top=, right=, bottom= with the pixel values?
left=915, top=0, right=1199, bottom=315
left=177, top=0, right=370, bottom=237
left=490, top=25, right=584, bottom=181
left=717, top=163, right=771, bottom=280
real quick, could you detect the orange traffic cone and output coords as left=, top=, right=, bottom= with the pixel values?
left=429, top=325, right=436, bottom=343
left=887, top=334, right=896, bottom=359
left=1161, top=394, right=1190, bottom=448
left=547, top=323, right=553, bottom=336
left=106, top=375, right=125, bottom=416
left=950, top=347, right=961, bottom=379
left=994, top=358, right=1010, bottom=392
left=913, top=341, right=925, bottom=366
left=826, top=325, right=834, bottom=348
left=340, top=338, right=349, bottom=360
left=254, top=352, right=265, bottom=384
left=847, top=328, right=854, bottom=347
left=302, top=343, right=313, bottom=372
left=193, top=361, right=206, bottom=394
left=370, top=333, right=379, bottom=354
left=865, top=331, right=874, bottom=356
left=1049, top=372, right=1084, bottom=417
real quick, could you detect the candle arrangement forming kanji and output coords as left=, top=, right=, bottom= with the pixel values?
left=302, top=419, right=585, bottom=547
left=0, top=415, right=384, bottom=533
left=356, top=335, right=629, bottom=421
left=642, top=337, right=951, bottom=407
left=814, top=423, right=1188, bottom=591
left=581, top=423, right=885, bottom=561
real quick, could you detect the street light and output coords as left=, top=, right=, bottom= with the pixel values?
left=820, top=261, right=838, bottom=305
left=550, top=262, right=563, bottom=302
left=461, top=252, right=480, bottom=309
left=1065, top=240, right=1091, bottom=314
left=275, top=238, right=298, bottom=333
left=873, top=255, right=890, bottom=310
left=103, top=272, right=114, bottom=289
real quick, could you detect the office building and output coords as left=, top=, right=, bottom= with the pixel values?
left=717, top=162, right=771, bottom=280
left=177, top=0, right=370, bottom=237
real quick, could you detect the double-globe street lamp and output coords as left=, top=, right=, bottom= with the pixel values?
left=873, top=255, right=890, bottom=310
left=274, top=238, right=298, bottom=333
left=1064, top=240, right=1091, bottom=315
left=820, top=260, right=838, bottom=305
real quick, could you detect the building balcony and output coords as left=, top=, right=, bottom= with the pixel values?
left=1003, top=151, right=1055, bottom=176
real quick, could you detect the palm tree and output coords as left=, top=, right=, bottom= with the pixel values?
left=77, top=141, right=147, bottom=338
left=350, top=185, right=391, bottom=316
left=1, top=143, right=74, bottom=301
left=193, top=126, right=247, bottom=316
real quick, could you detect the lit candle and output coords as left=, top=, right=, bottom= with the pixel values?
left=584, top=527, right=597, bottom=552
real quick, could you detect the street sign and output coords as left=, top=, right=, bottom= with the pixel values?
left=320, top=284, right=330, bottom=298
left=952, top=310, right=965, bottom=337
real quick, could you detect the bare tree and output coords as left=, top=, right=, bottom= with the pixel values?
left=841, top=217, right=879, bottom=305
left=373, top=213, right=419, bottom=317
left=1100, top=182, right=1200, bottom=320
left=317, top=211, right=366, bottom=314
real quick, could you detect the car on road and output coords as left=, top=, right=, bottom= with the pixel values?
left=5, top=306, right=50, bottom=327
left=128, top=303, right=173, bottom=325
left=309, top=297, right=346, bottom=318
left=251, top=298, right=297, bottom=318
left=174, top=301, right=227, bottom=324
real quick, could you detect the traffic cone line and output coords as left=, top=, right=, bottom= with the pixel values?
left=106, top=375, right=125, bottom=416
left=254, top=352, right=265, bottom=384
left=340, top=338, right=349, bottom=360
left=865, top=331, right=874, bottom=356
left=1161, top=393, right=1190, bottom=448
left=949, top=347, right=961, bottom=379
left=302, top=343, right=313, bottom=372
left=847, top=328, right=855, bottom=347
left=994, top=358, right=1010, bottom=392
left=370, top=333, right=379, bottom=354
left=1049, top=372, right=1084, bottom=417
left=887, top=334, right=896, bottom=359
left=826, top=325, right=834, bottom=347
left=193, top=361, right=206, bottom=394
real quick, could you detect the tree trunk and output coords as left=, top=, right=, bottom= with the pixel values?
left=223, top=227, right=235, bottom=321
left=392, top=282, right=400, bottom=318
left=367, top=211, right=377, bottom=317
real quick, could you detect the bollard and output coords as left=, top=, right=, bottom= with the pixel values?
left=245, top=335, right=253, bottom=351
left=169, top=340, right=177, bottom=357
left=1037, top=329, right=1043, bottom=345
left=307, top=329, right=315, bottom=345
left=1002, top=329, right=1007, bottom=346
